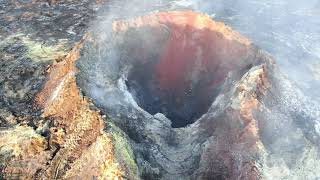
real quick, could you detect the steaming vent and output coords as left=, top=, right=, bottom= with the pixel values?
left=115, top=12, right=253, bottom=128
left=75, top=11, right=270, bottom=179
left=78, top=11, right=255, bottom=129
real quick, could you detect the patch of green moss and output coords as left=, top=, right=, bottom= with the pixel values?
left=108, top=121, right=140, bottom=179
left=1, top=34, right=68, bottom=62
left=22, top=37, right=67, bottom=62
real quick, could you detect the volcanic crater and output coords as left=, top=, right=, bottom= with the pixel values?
left=76, top=11, right=267, bottom=179
left=79, top=11, right=256, bottom=127
left=2, top=1, right=320, bottom=179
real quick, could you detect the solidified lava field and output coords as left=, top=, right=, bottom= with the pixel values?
left=1, top=1, right=320, bottom=180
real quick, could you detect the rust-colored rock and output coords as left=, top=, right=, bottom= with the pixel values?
left=0, top=126, right=50, bottom=179
left=34, top=37, right=123, bottom=179
left=2, top=2, right=319, bottom=179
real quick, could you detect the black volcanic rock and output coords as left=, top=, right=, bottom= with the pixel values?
left=0, top=0, right=104, bottom=126
left=1, top=1, right=320, bottom=180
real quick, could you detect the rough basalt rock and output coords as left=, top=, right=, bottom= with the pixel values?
left=1, top=2, right=320, bottom=180
left=0, top=0, right=104, bottom=126
left=77, top=11, right=272, bottom=179
left=0, top=0, right=127, bottom=179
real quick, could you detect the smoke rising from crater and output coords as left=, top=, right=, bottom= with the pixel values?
left=77, top=0, right=320, bottom=179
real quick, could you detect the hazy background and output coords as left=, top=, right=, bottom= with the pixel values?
left=176, top=0, right=320, bottom=102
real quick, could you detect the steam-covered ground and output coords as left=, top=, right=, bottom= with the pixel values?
left=1, top=0, right=320, bottom=179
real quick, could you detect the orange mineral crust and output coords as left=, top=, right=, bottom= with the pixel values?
left=35, top=36, right=123, bottom=179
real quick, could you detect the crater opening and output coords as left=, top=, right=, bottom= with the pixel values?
left=113, top=12, right=252, bottom=128
left=125, top=58, right=220, bottom=128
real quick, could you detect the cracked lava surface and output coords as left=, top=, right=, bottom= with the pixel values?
left=1, top=1, right=320, bottom=179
